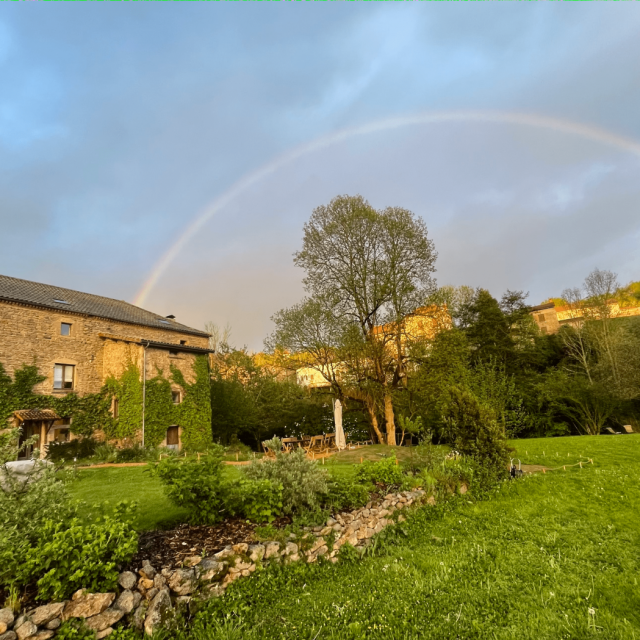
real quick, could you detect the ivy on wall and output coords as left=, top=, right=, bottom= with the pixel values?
left=143, top=370, right=175, bottom=448
left=104, top=361, right=142, bottom=441
left=0, top=362, right=112, bottom=438
left=171, top=355, right=212, bottom=451
left=1, top=355, right=212, bottom=451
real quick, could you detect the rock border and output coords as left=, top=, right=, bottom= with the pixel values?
left=1, top=488, right=443, bottom=639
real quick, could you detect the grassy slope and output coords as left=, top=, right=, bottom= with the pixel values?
left=182, top=435, right=640, bottom=640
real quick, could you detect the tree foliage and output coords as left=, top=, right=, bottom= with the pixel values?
left=269, top=194, right=438, bottom=445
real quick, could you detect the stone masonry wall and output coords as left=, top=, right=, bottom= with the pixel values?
left=0, top=300, right=208, bottom=398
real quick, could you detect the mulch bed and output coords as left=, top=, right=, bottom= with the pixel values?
left=128, top=516, right=291, bottom=571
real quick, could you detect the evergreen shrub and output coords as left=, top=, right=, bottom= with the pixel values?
left=244, top=449, right=328, bottom=514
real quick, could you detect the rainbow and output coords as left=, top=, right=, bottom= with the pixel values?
left=134, top=109, right=640, bottom=308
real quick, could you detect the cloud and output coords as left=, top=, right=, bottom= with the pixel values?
left=0, top=4, right=639, bottom=347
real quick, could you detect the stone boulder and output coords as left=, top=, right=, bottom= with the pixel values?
left=196, top=558, right=225, bottom=582
left=144, top=590, right=172, bottom=636
left=168, top=569, right=197, bottom=595
left=114, top=590, right=136, bottom=614
left=29, top=603, right=65, bottom=627
left=248, top=544, right=265, bottom=563
left=0, top=460, right=54, bottom=491
left=85, top=607, right=125, bottom=632
left=62, top=593, right=115, bottom=621
left=14, top=620, right=37, bottom=640
left=118, top=571, right=137, bottom=590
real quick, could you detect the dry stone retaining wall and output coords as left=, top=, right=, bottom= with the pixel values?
left=0, top=489, right=429, bottom=639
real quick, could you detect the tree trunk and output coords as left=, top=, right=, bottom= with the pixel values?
left=366, top=404, right=385, bottom=444
left=384, top=392, right=396, bottom=445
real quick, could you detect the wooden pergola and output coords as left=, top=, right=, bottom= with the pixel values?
left=13, top=409, right=60, bottom=460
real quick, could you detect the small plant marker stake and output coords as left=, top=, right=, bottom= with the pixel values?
left=563, top=466, right=566, bottom=471
left=579, top=461, right=582, bottom=468
left=236, top=452, right=239, bottom=461
left=360, top=457, right=363, bottom=464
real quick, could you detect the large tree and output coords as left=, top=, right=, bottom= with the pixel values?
left=268, top=194, right=437, bottom=445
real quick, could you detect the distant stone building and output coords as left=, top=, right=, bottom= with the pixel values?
left=0, top=274, right=212, bottom=457
left=296, top=305, right=450, bottom=389
left=529, top=300, right=640, bottom=334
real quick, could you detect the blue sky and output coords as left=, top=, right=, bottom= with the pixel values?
left=1, top=4, right=639, bottom=348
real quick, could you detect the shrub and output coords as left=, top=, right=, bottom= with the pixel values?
left=225, top=479, right=283, bottom=523
left=442, top=386, right=511, bottom=486
left=15, top=502, right=138, bottom=601
left=55, top=620, right=96, bottom=640
left=323, top=476, right=370, bottom=511
left=244, top=449, right=328, bottom=514
left=115, top=444, right=149, bottom=463
left=263, top=437, right=282, bottom=454
left=1, top=430, right=77, bottom=590
left=92, top=443, right=118, bottom=464
left=46, top=438, right=97, bottom=462
left=154, top=445, right=227, bottom=524
left=355, top=455, right=407, bottom=489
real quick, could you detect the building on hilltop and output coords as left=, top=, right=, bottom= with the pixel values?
left=296, top=305, right=450, bottom=390
left=0, top=274, right=212, bottom=458
left=530, top=299, right=640, bottom=334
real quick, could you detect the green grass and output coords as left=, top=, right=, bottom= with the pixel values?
left=67, top=465, right=244, bottom=530
left=175, top=434, right=640, bottom=640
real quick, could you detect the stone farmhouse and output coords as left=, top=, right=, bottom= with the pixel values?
left=530, top=300, right=640, bottom=334
left=0, top=274, right=212, bottom=458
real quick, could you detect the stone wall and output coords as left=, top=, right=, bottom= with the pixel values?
left=0, top=490, right=431, bottom=639
left=0, top=300, right=208, bottom=399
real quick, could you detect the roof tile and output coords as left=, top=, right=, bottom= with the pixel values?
left=0, top=274, right=208, bottom=338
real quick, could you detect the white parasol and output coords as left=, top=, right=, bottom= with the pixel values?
left=334, top=398, right=346, bottom=450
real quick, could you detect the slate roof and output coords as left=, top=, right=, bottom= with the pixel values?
left=0, top=274, right=209, bottom=338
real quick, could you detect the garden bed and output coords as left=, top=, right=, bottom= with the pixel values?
left=129, top=517, right=288, bottom=571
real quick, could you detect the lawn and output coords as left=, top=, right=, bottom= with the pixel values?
left=67, top=465, right=244, bottom=530
left=67, top=435, right=640, bottom=638
left=175, top=434, right=640, bottom=640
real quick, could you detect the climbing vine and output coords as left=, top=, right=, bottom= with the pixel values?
left=0, top=362, right=112, bottom=438
left=143, top=370, right=175, bottom=447
left=171, top=355, right=212, bottom=451
left=1, top=355, right=212, bottom=451
left=103, top=361, right=143, bottom=441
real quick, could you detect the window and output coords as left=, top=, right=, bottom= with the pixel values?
left=61, top=323, right=72, bottom=336
left=180, top=340, right=187, bottom=345
left=169, top=350, right=179, bottom=356
left=53, top=364, right=75, bottom=390
left=537, top=314, right=546, bottom=322
left=172, top=391, right=181, bottom=404
left=54, top=429, right=70, bottom=443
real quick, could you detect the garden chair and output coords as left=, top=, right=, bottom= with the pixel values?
left=604, top=427, right=621, bottom=435
left=304, top=435, right=326, bottom=458
left=261, top=441, right=276, bottom=458
left=281, top=437, right=299, bottom=453
left=324, top=433, right=337, bottom=452
left=622, top=425, right=635, bottom=434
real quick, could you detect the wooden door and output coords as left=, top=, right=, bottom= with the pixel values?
left=166, top=426, right=179, bottom=447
